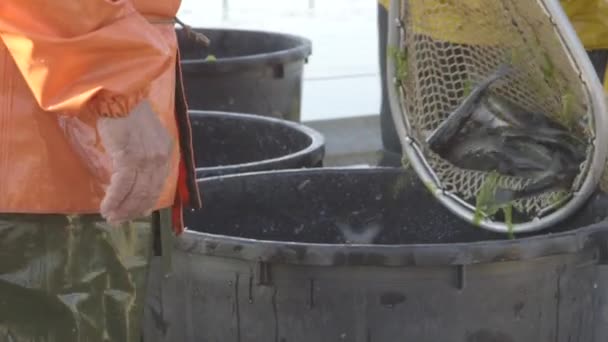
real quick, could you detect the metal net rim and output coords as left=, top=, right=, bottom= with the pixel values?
left=386, top=0, right=608, bottom=234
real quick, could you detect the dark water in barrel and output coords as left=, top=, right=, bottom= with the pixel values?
left=185, top=170, right=607, bottom=244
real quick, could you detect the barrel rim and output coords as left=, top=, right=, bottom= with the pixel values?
left=190, top=110, right=325, bottom=178
left=178, top=27, right=313, bottom=74
left=177, top=167, right=604, bottom=267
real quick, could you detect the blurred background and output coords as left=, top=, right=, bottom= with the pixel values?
left=177, top=0, right=384, bottom=165
left=177, top=0, right=380, bottom=122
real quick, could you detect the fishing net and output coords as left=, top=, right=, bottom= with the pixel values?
left=386, top=0, right=608, bottom=233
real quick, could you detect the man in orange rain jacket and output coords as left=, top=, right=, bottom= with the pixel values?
left=0, top=1, right=200, bottom=340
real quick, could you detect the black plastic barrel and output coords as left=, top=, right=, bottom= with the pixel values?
left=190, top=111, right=325, bottom=178
left=177, top=28, right=312, bottom=122
left=144, top=168, right=608, bottom=342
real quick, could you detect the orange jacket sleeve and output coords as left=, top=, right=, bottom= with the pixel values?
left=0, top=0, right=172, bottom=117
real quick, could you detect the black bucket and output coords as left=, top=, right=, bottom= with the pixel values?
left=177, top=28, right=312, bottom=122
left=144, top=168, right=608, bottom=341
left=190, top=111, right=325, bottom=178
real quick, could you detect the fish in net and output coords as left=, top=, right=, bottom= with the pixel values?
left=386, top=0, right=608, bottom=234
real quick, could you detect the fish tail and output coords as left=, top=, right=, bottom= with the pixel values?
left=477, top=63, right=511, bottom=92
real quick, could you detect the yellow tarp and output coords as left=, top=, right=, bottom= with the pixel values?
left=561, top=0, right=608, bottom=51
left=378, top=0, right=608, bottom=86
left=378, top=0, right=608, bottom=49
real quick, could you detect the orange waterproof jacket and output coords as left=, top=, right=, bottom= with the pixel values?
left=0, top=0, right=201, bottom=231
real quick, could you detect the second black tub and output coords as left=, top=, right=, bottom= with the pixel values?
left=190, top=110, right=325, bottom=178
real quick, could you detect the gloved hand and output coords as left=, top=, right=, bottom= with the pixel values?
left=58, top=99, right=173, bottom=225
left=97, top=99, right=173, bottom=225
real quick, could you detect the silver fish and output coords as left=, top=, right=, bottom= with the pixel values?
left=334, top=212, right=384, bottom=244
left=504, top=127, right=584, bottom=156
left=427, top=63, right=587, bottom=212
left=445, top=128, right=553, bottom=175
left=483, top=95, right=558, bottom=130
left=493, top=155, right=576, bottom=205
left=335, top=221, right=383, bottom=245
left=426, top=64, right=511, bottom=152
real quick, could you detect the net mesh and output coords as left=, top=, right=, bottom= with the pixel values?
left=393, top=0, right=597, bottom=218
